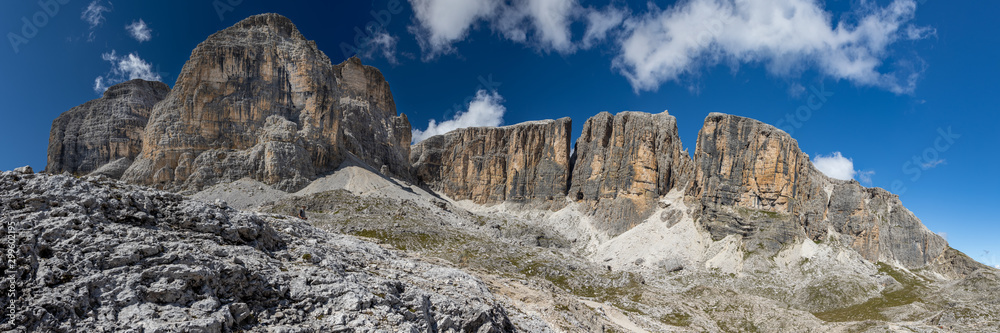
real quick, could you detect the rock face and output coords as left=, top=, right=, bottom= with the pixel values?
left=112, top=13, right=408, bottom=192
left=568, top=111, right=692, bottom=235
left=335, top=57, right=413, bottom=180
left=410, top=118, right=572, bottom=209
left=689, top=113, right=952, bottom=269
left=0, top=171, right=514, bottom=332
left=46, top=79, right=169, bottom=178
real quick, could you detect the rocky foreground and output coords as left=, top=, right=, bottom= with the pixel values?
left=0, top=168, right=520, bottom=332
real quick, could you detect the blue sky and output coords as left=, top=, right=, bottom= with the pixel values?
left=1, top=0, right=997, bottom=267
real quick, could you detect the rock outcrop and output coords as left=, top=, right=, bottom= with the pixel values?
left=0, top=171, right=514, bottom=332
left=410, top=118, right=572, bottom=209
left=689, top=113, right=955, bottom=270
left=109, top=13, right=408, bottom=192
left=568, top=111, right=692, bottom=235
left=46, top=79, right=170, bottom=178
left=335, top=57, right=413, bottom=180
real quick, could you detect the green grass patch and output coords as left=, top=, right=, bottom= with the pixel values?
left=812, top=263, right=926, bottom=322
left=351, top=229, right=441, bottom=252
left=658, top=312, right=692, bottom=326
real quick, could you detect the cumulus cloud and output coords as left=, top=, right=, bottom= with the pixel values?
left=126, top=19, right=152, bottom=42
left=613, top=0, right=930, bottom=93
left=409, top=0, right=621, bottom=56
left=406, top=0, right=931, bottom=94
left=81, top=0, right=111, bottom=41
left=93, top=51, right=162, bottom=93
left=408, top=0, right=501, bottom=55
left=411, top=89, right=506, bottom=143
left=812, top=152, right=858, bottom=181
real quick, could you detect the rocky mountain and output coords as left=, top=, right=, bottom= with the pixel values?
left=410, top=118, right=572, bottom=209
left=689, top=113, right=955, bottom=271
left=35, top=12, right=999, bottom=333
left=47, top=14, right=410, bottom=192
left=46, top=79, right=170, bottom=178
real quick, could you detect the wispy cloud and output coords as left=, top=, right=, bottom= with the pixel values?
left=93, top=51, right=162, bottom=93
left=921, top=159, right=946, bottom=169
left=582, top=5, right=626, bottom=48
left=81, top=0, right=112, bottom=41
left=126, top=19, right=152, bottom=42
left=359, top=31, right=400, bottom=65
left=411, top=89, right=506, bottom=143
left=858, top=170, right=876, bottom=185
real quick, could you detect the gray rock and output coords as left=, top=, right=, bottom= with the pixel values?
left=410, top=118, right=572, bottom=210
left=568, top=111, right=692, bottom=235
left=93, top=14, right=412, bottom=192
left=689, top=113, right=971, bottom=272
left=46, top=79, right=169, bottom=178
left=13, top=165, right=33, bottom=174
left=0, top=171, right=514, bottom=332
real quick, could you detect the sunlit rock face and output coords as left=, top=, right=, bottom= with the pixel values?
left=690, top=113, right=949, bottom=269
left=116, top=14, right=408, bottom=192
left=410, top=118, right=572, bottom=210
left=568, top=111, right=693, bottom=236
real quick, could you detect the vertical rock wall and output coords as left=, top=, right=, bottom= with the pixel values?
left=568, top=111, right=692, bottom=235
left=410, top=118, right=572, bottom=209
left=46, top=79, right=170, bottom=178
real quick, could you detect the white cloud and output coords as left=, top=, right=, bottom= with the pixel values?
left=81, top=0, right=111, bottom=41
left=93, top=51, right=163, bottom=93
left=412, top=89, right=506, bottom=143
left=613, top=0, right=931, bottom=94
left=812, top=152, right=857, bottom=181
left=905, top=24, right=936, bottom=40
left=360, top=31, right=400, bottom=65
left=126, top=19, right=152, bottom=42
left=922, top=159, right=946, bottom=169
left=408, top=0, right=501, bottom=55
left=582, top=6, right=626, bottom=48
left=857, top=170, right=875, bottom=185
left=995, top=265, right=999, bottom=269
left=522, top=0, right=577, bottom=52
left=408, top=0, right=595, bottom=56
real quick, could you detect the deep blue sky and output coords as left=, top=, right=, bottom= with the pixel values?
left=1, top=0, right=997, bottom=267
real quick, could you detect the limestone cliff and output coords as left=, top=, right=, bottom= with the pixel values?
left=568, top=111, right=693, bottom=235
left=690, top=113, right=953, bottom=270
left=335, top=57, right=412, bottom=180
left=46, top=79, right=170, bottom=178
left=410, top=118, right=571, bottom=209
left=116, top=13, right=409, bottom=191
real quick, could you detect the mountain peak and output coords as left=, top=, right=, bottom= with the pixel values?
left=227, top=13, right=304, bottom=39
